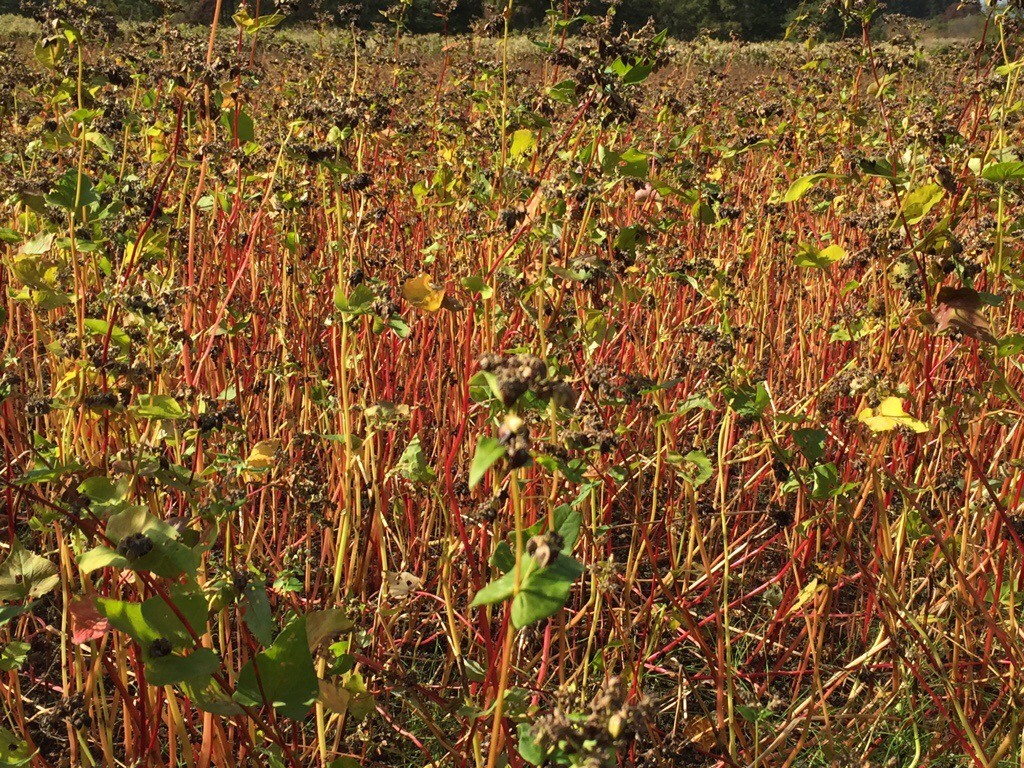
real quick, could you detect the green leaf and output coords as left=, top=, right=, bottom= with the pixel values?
left=220, top=108, right=255, bottom=143
left=0, top=641, right=30, bottom=671
left=546, top=79, right=577, bottom=105
left=996, top=335, right=1024, bottom=358
left=783, top=173, right=837, bottom=203
left=146, top=647, right=221, bottom=686
left=0, top=726, right=34, bottom=766
left=97, top=599, right=160, bottom=645
left=679, top=450, right=713, bottom=487
left=391, top=436, right=435, bottom=484
left=98, top=585, right=207, bottom=651
left=898, top=184, right=944, bottom=226
left=981, top=161, right=1024, bottom=184
left=620, top=61, right=654, bottom=85
left=12, top=256, right=54, bottom=291
left=234, top=617, right=319, bottom=721
left=554, top=506, right=583, bottom=551
left=491, top=509, right=581, bottom=575
left=617, top=147, right=649, bottom=179
left=77, top=546, right=129, bottom=574
left=461, top=275, right=493, bottom=299
left=241, top=583, right=274, bottom=646
left=724, top=381, right=770, bottom=419
left=469, top=436, right=505, bottom=489
left=0, top=605, right=31, bottom=627
left=794, top=243, right=846, bottom=269
left=34, top=36, right=67, bottom=70
left=511, top=555, right=584, bottom=628
left=0, top=541, right=59, bottom=602
left=470, top=569, right=517, bottom=607
left=83, top=318, right=131, bottom=352
left=78, top=476, right=129, bottom=505
left=387, top=317, right=411, bottom=339
left=858, top=157, right=897, bottom=181
left=808, top=463, right=857, bottom=500
left=334, top=284, right=375, bottom=315
left=103, top=508, right=200, bottom=578
left=792, top=428, right=827, bottom=463
left=17, top=458, right=85, bottom=485
left=180, top=677, right=244, bottom=716
left=510, top=129, right=537, bottom=160
left=318, top=672, right=374, bottom=721
left=518, top=722, right=545, bottom=765
left=133, top=395, right=185, bottom=420
left=490, top=541, right=516, bottom=574
left=233, top=7, right=285, bottom=32
left=20, top=233, right=54, bottom=256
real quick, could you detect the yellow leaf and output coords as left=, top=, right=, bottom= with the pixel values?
left=401, top=274, right=445, bottom=312
left=786, top=577, right=825, bottom=617
left=510, top=128, right=536, bottom=160
left=857, top=397, right=928, bottom=434
left=243, top=439, right=282, bottom=480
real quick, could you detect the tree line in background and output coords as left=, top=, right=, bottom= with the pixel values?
left=0, top=0, right=971, bottom=40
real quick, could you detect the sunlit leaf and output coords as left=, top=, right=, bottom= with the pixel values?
left=898, top=184, right=944, bottom=226
left=391, top=435, right=435, bottom=483
left=783, top=173, right=838, bottom=203
left=511, top=555, right=584, bottom=628
left=401, top=274, right=445, bottom=312
left=0, top=541, right=59, bottom=602
left=469, top=436, right=505, bottom=489
left=0, top=726, right=34, bottom=766
left=510, top=129, right=536, bottom=160
left=133, top=395, right=186, bottom=420
left=78, top=545, right=129, bottom=574
left=793, top=243, right=845, bottom=269
left=981, top=161, right=1024, bottom=184
left=243, top=439, right=282, bottom=480
left=857, top=397, right=928, bottom=434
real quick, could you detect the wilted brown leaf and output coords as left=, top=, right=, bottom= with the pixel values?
left=932, top=286, right=997, bottom=344
left=384, top=571, right=423, bottom=599
left=682, top=715, right=718, bottom=752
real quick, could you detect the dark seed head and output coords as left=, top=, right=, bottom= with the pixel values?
left=116, top=532, right=154, bottom=561
left=527, top=531, right=565, bottom=568
left=149, top=638, right=172, bottom=658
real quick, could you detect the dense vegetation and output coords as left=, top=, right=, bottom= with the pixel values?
left=0, top=0, right=970, bottom=39
left=1, top=1, right=1023, bottom=767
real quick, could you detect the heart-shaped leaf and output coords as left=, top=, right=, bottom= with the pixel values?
left=234, top=617, right=319, bottom=721
left=0, top=541, right=59, bottom=602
